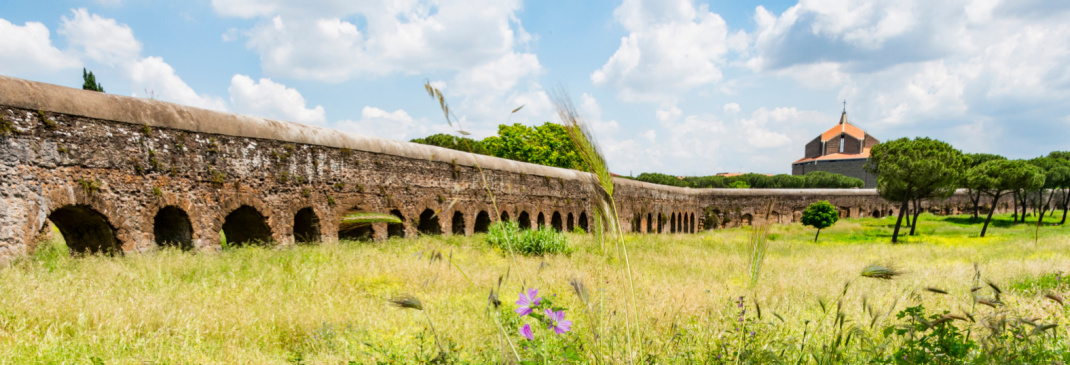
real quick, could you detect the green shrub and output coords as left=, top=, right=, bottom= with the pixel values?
left=485, top=221, right=570, bottom=256
left=802, top=200, right=839, bottom=242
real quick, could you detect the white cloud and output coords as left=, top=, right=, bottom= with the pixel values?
left=228, top=74, right=325, bottom=124
left=231, top=0, right=527, bottom=82
left=129, top=57, right=228, bottom=111
left=0, top=19, right=79, bottom=75
left=592, top=0, right=730, bottom=101
left=53, top=9, right=227, bottom=111
left=723, top=102, right=740, bottom=114
left=59, top=8, right=141, bottom=67
left=578, top=93, right=620, bottom=135
left=337, top=106, right=447, bottom=141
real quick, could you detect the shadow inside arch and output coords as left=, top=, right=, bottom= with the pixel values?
left=49, top=204, right=121, bottom=255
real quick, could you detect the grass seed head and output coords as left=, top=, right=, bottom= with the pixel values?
left=860, top=265, right=902, bottom=280
left=925, top=287, right=949, bottom=295
left=1045, top=293, right=1065, bottom=306
left=389, top=295, right=424, bottom=311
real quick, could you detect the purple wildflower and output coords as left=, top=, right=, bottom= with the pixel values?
left=515, top=289, right=541, bottom=317
left=545, top=308, right=573, bottom=334
left=519, top=324, right=534, bottom=341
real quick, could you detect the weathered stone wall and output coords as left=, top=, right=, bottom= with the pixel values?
left=0, top=76, right=1016, bottom=264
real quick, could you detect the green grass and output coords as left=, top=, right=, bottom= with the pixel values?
left=2, top=213, right=1068, bottom=363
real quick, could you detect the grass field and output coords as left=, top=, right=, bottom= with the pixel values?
left=1, top=213, right=1068, bottom=363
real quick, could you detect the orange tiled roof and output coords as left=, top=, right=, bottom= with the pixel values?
left=820, top=121, right=866, bottom=141
left=793, top=148, right=871, bottom=164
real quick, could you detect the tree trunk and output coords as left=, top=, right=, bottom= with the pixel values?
left=909, top=199, right=921, bottom=236
left=971, top=190, right=982, bottom=220
left=892, top=198, right=909, bottom=243
left=981, top=192, right=1002, bottom=237
left=814, top=228, right=820, bottom=242
left=1061, top=189, right=1069, bottom=225
left=1012, top=192, right=1019, bottom=222
left=1040, top=189, right=1056, bottom=221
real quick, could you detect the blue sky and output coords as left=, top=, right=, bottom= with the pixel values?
left=2, top=0, right=1068, bottom=176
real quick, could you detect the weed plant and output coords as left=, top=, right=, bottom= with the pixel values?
left=485, top=221, right=571, bottom=256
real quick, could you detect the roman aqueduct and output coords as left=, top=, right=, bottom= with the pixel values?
left=0, top=76, right=1005, bottom=263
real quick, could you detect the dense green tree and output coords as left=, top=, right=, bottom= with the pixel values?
left=801, top=201, right=839, bottom=242
left=968, top=159, right=1045, bottom=237
left=410, top=133, right=489, bottom=155
left=482, top=122, right=583, bottom=169
left=772, top=174, right=806, bottom=188
left=963, top=153, right=1006, bottom=219
left=728, top=180, right=750, bottom=189
left=866, top=137, right=967, bottom=243
left=802, top=171, right=864, bottom=189
left=1027, top=157, right=1070, bottom=224
left=636, top=172, right=689, bottom=187
left=82, top=68, right=104, bottom=92
left=1048, top=152, right=1070, bottom=224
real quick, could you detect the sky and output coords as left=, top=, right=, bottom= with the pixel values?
left=1, top=0, right=1068, bottom=176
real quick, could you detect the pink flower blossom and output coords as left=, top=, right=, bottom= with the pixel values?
left=515, top=288, right=541, bottom=317
left=545, top=308, right=572, bottom=334
left=519, top=323, right=534, bottom=340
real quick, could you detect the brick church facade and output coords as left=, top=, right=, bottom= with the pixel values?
left=791, top=110, right=879, bottom=187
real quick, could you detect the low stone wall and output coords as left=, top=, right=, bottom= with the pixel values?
left=0, top=75, right=1014, bottom=264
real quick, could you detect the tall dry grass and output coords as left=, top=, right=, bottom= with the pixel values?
left=2, top=215, right=1068, bottom=363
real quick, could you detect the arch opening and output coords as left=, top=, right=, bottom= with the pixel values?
left=567, top=213, right=575, bottom=231
left=551, top=212, right=563, bottom=232
left=388, top=209, right=406, bottom=238
left=474, top=211, right=491, bottom=233
left=657, top=213, right=663, bottom=233
left=647, top=213, right=653, bottom=234
left=578, top=212, right=589, bottom=233
left=418, top=209, right=442, bottom=235
left=451, top=211, right=465, bottom=235
left=518, top=211, right=532, bottom=230
left=293, top=207, right=320, bottom=244
left=670, top=213, right=677, bottom=233
left=222, top=205, right=272, bottom=247
left=500, top=211, right=510, bottom=223
left=49, top=204, right=121, bottom=255
left=537, top=212, right=545, bottom=229
left=154, top=205, right=193, bottom=250
left=872, top=210, right=882, bottom=218
left=740, top=213, right=753, bottom=227
left=690, top=213, right=696, bottom=233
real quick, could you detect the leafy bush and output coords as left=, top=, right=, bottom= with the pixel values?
left=485, top=221, right=570, bottom=256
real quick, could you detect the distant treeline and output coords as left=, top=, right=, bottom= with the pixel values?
left=410, top=122, right=583, bottom=170
left=629, top=171, right=865, bottom=189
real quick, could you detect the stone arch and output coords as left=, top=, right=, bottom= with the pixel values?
left=537, top=212, right=546, bottom=229
left=417, top=209, right=442, bottom=235
left=49, top=204, right=121, bottom=255
left=740, top=213, right=753, bottom=226
left=500, top=211, right=511, bottom=223
left=388, top=209, right=406, bottom=238
left=578, top=212, right=589, bottom=233
left=474, top=211, right=492, bottom=233
left=567, top=212, right=575, bottom=231
left=551, top=212, right=563, bottom=232
left=657, top=213, right=664, bottom=233
left=222, top=205, right=272, bottom=246
left=682, top=213, right=689, bottom=233
left=293, top=207, right=320, bottom=244
left=872, top=209, right=882, bottom=218
left=690, top=212, right=696, bottom=233
left=154, top=205, right=193, bottom=250
left=451, top=211, right=465, bottom=235
left=670, top=213, right=677, bottom=233
left=647, top=213, right=653, bottom=234
left=839, top=207, right=850, bottom=219
left=518, top=211, right=532, bottom=230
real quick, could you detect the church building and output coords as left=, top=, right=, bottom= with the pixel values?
left=791, top=109, right=879, bottom=187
